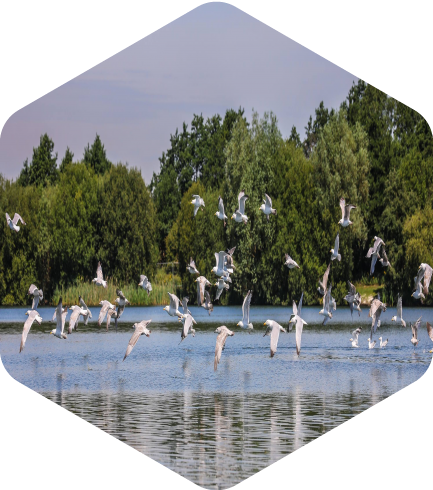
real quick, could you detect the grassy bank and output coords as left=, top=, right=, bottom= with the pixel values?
left=51, top=271, right=182, bottom=307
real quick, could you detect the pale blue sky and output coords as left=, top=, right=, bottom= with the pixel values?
left=0, top=3, right=357, bottom=184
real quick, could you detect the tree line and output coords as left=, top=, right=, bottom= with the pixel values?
left=1, top=80, right=432, bottom=307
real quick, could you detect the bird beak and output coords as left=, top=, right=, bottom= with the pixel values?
left=263, top=322, right=266, bottom=326
left=49, top=332, right=52, bottom=335
left=231, top=216, right=233, bottom=219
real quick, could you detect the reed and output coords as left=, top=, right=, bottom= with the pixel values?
left=51, top=271, right=182, bottom=306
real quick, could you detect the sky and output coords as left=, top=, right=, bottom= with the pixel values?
left=0, top=3, right=357, bottom=184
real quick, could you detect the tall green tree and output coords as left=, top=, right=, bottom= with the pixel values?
left=83, top=134, right=112, bottom=174
left=18, top=133, right=58, bottom=187
left=59, top=146, right=74, bottom=173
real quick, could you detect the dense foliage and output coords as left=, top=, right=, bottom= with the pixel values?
left=1, top=80, right=432, bottom=307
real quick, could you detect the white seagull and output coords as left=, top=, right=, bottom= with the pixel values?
left=319, top=284, right=333, bottom=325
left=5, top=212, right=26, bottom=232
left=196, top=276, right=212, bottom=306
left=123, top=320, right=152, bottom=361
left=214, top=277, right=229, bottom=301
left=284, top=254, right=300, bottom=269
left=191, top=194, right=205, bottom=217
left=260, top=193, right=277, bottom=221
left=318, top=263, right=331, bottom=296
left=289, top=292, right=307, bottom=355
left=237, top=290, right=253, bottom=332
left=350, top=328, right=362, bottom=348
left=412, top=278, right=425, bottom=302
left=225, top=246, right=236, bottom=271
left=415, top=263, right=432, bottom=297
left=50, top=298, right=68, bottom=340
left=92, top=262, right=107, bottom=288
left=344, top=281, right=362, bottom=318
left=163, top=292, right=185, bottom=318
left=20, top=310, right=42, bottom=352
left=201, top=290, right=214, bottom=315
left=263, top=320, right=286, bottom=358
left=410, top=317, right=422, bottom=348
left=338, top=198, right=356, bottom=227
left=28, top=284, right=43, bottom=310
left=366, top=236, right=385, bottom=275
left=379, top=337, right=388, bottom=348
left=378, top=248, right=391, bottom=268
left=79, top=296, right=92, bottom=325
left=215, top=196, right=228, bottom=226
left=214, top=326, right=234, bottom=371
left=179, top=314, right=195, bottom=344
left=68, top=305, right=87, bottom=334
left=212, top=251, right=231, bottom=276
left=231, top=190, right=248, bottom=224
left=187, top=258, right=200, bottom=275
left=369, top=297, right=387, bottom=339
left=391, top=295, right=406, bottom=327
left=330, top=233, right=341, bottom=262
left=98, top=300, right=116, bottom=326
left=138, top=275, right=152, bottom=295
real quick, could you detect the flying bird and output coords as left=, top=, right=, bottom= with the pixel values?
left=369, top=298, right=387, bottom=339
left=391, top=295, right=406, bottom=327
left=289, top=292, right=307, bottom=355
left=115, top=289, right=130, bottom=323
left=191, top=194, right=205, bottom=217
left=338, top=198, right=356, bottom=227
left=237, top=290, right=253, bottom=332
left=319, top=284, right=333, bottom=325
left=28, top=284, right=43, bottom=310
left=214, top=277, right=229, bottom=301
left=92, top=262, right=107, bottom=288
left=163, top=293, right=185, bottom=318
left=263, top=320, right=286, bottom=358
left=212, top=251, right=231, bottom=276
left=410, top=317, right=422, bottom=348
left=187, top=258, right=200, bottom=275
left=215, top=196, right=228, bottom=226
left=378, top=248, right=391, bottom=268
left=196, top=276, right=211, bottom=306
left=412, top=277, right=425, bottom=302
left=318, top=263, right=331, bottom=296
left=214, top=326, right=234, bottom=371
left=231, top=190, right=248, bottom=224
left=180, top=296, right=196, bottom=323
left=201, top=290, right=214, bottom=315
left=344, top=281, right=362, bottom=318
left=50, top=297, right=68, bottom=340
left=349, top=327, right=362, bottom=348
left=259, top=193, right=277, bottom=221
left=138, top=275, right=152, bottom=295
left=366, top=236, right=385, bottom=275
left=5, top=212, right=26, bottom=232
left=79, top=296, right=92, bottom=325
left=179, top=314, right=195, bottom=344
left=123, top=320, right=152, bottom=361
left=330, top=233, right=341, bottom=262
left=415, top=263, right=432, bottom=296
left=98, top=300, right=116, bottom=326
left=68, top=305, right=87, bottom=334
left=284, top=254, right=300, bottom=269
left=225, top=246, right=236, bottom=270
left=20, top=310, right=42, bottom=352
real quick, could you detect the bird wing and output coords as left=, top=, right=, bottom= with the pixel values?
left=298, top=292, right=303, bottom=317
left=214, top=329, right=229, bottom=370
left=20, top=311, right=39, bottom=352
left=322, top=263, right=331, bottom=290
left=218, top=196, right=224, bottom=214
left=295, top=317, right=303, bottom=355
left=339, top=198, right=346, bottom=221
left=204, top=290, right=211, bottom=306
left=98, top=301, right=110, bottom=325
left=182, top=315, right=193, bottom=340
left=28, top=284, right=37, bottom=295
left=334, top=233, right=339, bottom=252
left=116, top=289, right=126, bottom=301
left=168, top=292, right=178, bottom=310
left=13, top=213, right=26, bottom=225
left=292, top=300, right=298, bottom=317
left=397, top=295, right=403, bottom=318
left=199, top=278, right=206, bottom=305
left=348, top=281, right=356, bottom=295
left=68, top=307, right=81, bottom=334
left=242, top=290, right=252, bottom=323
left=123, top=326, right=145, bottom=360
left=382, top=248, right=390, bottom=266
left=370, top=254, right=378, bottom=275
left=5, top=212, right=11, bottom=222
left=55, top=302, right=64, bottom=336
left=238, top=191, right=248, bottom=214
left=270, top=324, right=281, bottom=357
left=96, top=262, right=104, bottom=280
left=423, top=264, right=432, bottom=295
left=427, top=322, right=433, bottom=342
left=182, top=297, right=189, bottom=314
left=264, top=193, right=272, bottom=208
left=227, top=246, right=236, bottom=256
left=345, top=204, right=356, bottom=220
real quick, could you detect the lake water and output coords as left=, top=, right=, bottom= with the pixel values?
left=1, top=306, right=432, bottom=489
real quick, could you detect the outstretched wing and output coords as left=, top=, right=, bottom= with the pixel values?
left=227, top=246, right=236, bottom=256
left=218, top=196, right=224, bottom=214
left=348, top=281, right=356, bottom=295
left=238, top=191, right=248, bottom=214
left=295, top=317, right=303, bottom=356
left=214, top=330, right=229, bottom=370
left=334, top=233, right=339, bottom=252
left=397, top=295, right=403, bottom=318
left=13, top=213, right=26, bottom=226
left=116, top=289, right=126, bottom=301
left=322, top=263, right=331, bottom=291
left=339, top=198, right=346, bottom=220
left=264, top=193, right=272, bottom=208
left=123, top=327, right=143, bottom=361
left=242, top=290, right=252, bottom=323
left=423, top=264, right=432, bottom=295
left=344, top=204, right=356, bottom=220
left=96, top=262, right=104, bottom=280
left=298, top=292, right=303, bottom=317
left=270, top=324, right=281, bottom=357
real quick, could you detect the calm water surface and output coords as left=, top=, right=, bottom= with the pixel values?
left=1, top=306, right=432, bottom=489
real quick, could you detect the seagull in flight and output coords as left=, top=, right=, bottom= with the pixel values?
left=28, top=284, right=43, bottom=310
left=191, top=194, right=205, bottom=217
left=92, top=261, right=107, bottom=288
left=79, top=296, right=92, bottom=325
left=284, top=254, right=300, bottom=269
left=187, top=257, right=200, bottom=275
left=215, top=196, right=228, bottom=226
left=263, top=320, right=286, bottom=358
left=391, top=295, right=406, bottom=327
left=214, top=277, right=229, bottom=301
left=410, top=317, right=422, bottom=348
left=196, top=276, right=211, bottom=306
left=259, top=193, right=277, bottom=221
left=338, top=198, right=356, bottom=227
left=319, top=284, right=333, bottom=325
left=330, top=233, right=341, bottom=262
left=20, top=310, right=42, bottom=352
left=415, top=263, right=432, bottom=297
left=366, top=236, right=385, bottom=275
left=214, top=326, right=234, bottom=371
left=318, top=263, right=331, bottom=296
left=98, top=300, right=116, bottom=327
left=138, top=275, right=152, bottom=295
left=237, top=290, right=253, bottom=332
left=68, top=305, right=87, bottom=334
left=123, top=320, right=152, bottom=361
left=163, top=292, right=185, bottom=318
left=231, top=190, right=248, bottom=224
left=344, top=281, right=362, bottom=317
left=50, top=297, right=68, bottom=340
left=289, top=292, right=307, bottom=355
left=5, top=212, right=26, bottom=232
left=179, top=314, right=195, bottom=344
left=201, top=290, right=214, bottom=315
left=369, top=297, right=387, bottom=339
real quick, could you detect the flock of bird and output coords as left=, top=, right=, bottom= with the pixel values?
left=5, top=192, right=433, bottom=370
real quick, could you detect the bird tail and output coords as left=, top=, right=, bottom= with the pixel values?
left=15, top=225, right=20, bottom=232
